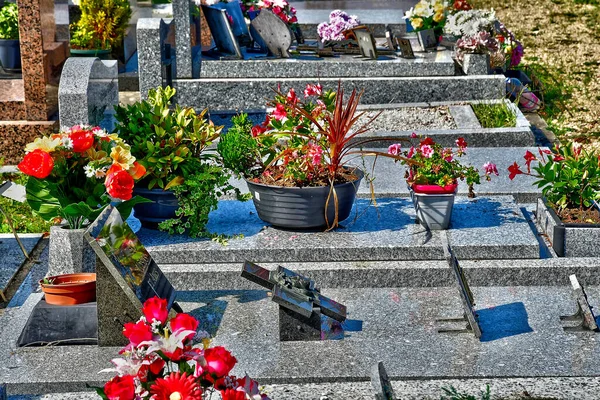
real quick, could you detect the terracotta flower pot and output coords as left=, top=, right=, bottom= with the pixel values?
left=39, top=273, right=97, bottom=306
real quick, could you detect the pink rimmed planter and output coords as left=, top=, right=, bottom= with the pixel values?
left=410, top=183, right=458, bottom=230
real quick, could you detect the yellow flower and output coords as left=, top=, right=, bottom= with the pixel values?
left=433, top=3, right=445, bottom=13
left=411, top=17, right=424, bottom=29
left=433, top=11, right=445, bottom=23
left=86, top=147, right=109, bottom=162
left=110, top=145, right=136, bottom=170
left=25, top=136, right=61, bottom=153
left=414, top=3, right=428, bottom=16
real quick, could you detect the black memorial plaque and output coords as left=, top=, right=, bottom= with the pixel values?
left=371, top=361, right=395, bottom=400
left=560, top=274, right=599, bottom=332
left=396, top=38, right=415, bottom=59
left=202, top=4, right=243, bottom=59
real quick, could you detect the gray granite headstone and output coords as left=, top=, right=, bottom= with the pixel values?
left=462, top=53, right=490, bottom=75
left=560, top=274, right=599, bottom=332
left=172, top=0, right=193, bottom=78
left=137, top=18, right=172, bottom=100
left=85, top=206, right=177, bottom=346
left=371, top=361, right=395, bottom=400
left=250, top=9, right=292, bottom=58
left=58, top=57, right=118, bottom=132
left=202, top=4, right=243, bottom=59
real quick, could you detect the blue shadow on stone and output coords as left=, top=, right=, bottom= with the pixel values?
left=451, top=198, right=525, bottom=229
left=477, top=302, right=533, bottom=342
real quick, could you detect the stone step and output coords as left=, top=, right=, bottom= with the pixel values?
left=138, top=196, right=540, bottom=264
left=173, top=75, right=505, bottom=110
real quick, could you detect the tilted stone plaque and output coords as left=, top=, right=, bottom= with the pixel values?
left=85, top=205, right=178, bottom=346
left=202, top=4, right=243, bottom=59
left=560, top=274, right=599, bottom=332
left=371, top=361, right=396, bottom=400
left=396, top=38, right=415, bottom=59
left=354, top=29, right=378, bottom=60
left=250, top=9, right=292, bottom=58
left=436, top=234, right=482, bottom=339
left=242, top=261, right=346, bottom=341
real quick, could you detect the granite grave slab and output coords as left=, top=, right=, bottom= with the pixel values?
left=0, top=234, right=40, bottom=301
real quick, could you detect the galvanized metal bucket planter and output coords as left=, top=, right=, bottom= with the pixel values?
left=246, top=168, right=364, bottom=229
left=409, top=183, right=458, bottom=230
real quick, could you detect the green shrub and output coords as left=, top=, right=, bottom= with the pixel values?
left=0, top=3, right=19, bottom=40
left=217, top=113, right=262, bottom=179
left=70, top=0, right=131, bottom=50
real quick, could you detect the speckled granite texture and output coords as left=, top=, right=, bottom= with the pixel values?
left=0, top=121, right=57, bottom=165
left=172, top=0, right=193, bottom=78
left=462, top=53, right=490, bottom=75
left=137, top=18, right=172, bottom=100
left=173, top=75, right=506, bottom=110
left=47, top=226, right=95, bottom=277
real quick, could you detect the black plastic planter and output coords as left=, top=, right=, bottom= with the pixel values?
left=246, top=168, right=364, bottom=229
left=132, top=187, right=179, bottom=229
left=536, top=198, right=600, bottom=257
left=0, top=39, right=21, bottom=71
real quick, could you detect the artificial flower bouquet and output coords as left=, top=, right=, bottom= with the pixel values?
left=404, top=0, right=449, bottom=32
left=17, top=126, right=148, bottom=229
left=454, top=30, right=499, bottom=65
left=96, top=296, right=270, bottom=400
left=509, top=142, right=600, bottom=223
left=317, top=10, right=361, bottom=42
left=387, top=135, right=498, bottom=196
left=198, top=0, right=298, bottom=29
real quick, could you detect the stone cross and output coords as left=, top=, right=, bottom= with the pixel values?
left=560, top=274, right=599, bottom=332
left=241, top=261, right=347, bottom=341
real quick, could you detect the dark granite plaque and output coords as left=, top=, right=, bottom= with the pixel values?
left=560, top=274, right=599, bottom=332
left=212, top=0, right=249, bottom=39
left=0, top=383, right=6, bottom=400
left=396, top=38, right=414, bottom=59
left=417, top=28, right=437, bottom=51
left=250, top=9, right=292, bottom=58
left=202, top=4, right=243, bottom=59
left=371, top=361, right=395, bottom=400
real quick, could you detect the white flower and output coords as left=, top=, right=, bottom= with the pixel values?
left=61, top=137, right=73, bottom=149
left=100, top=357, right=143, bottom=376
left=272, top=0, right=287, bottom=8
left=138, top=329, right=197, bottom=356
left=83, top=165, right=96, bottom=178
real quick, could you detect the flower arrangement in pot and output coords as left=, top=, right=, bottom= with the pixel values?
left=17, top=125, right=149, bottom=274
left=0, top=2, right=21, bottom=71
left=404, top=0, right=448, bottom=49
left=388, top=135, right=498, bottom=229
left=218, top=82, right=393, bottom=230
left=317, top=10, right=361, bottom=42
left=94, top=296, right=270, bottom=399
left=113, top=86, right=237, bottom=238
left=69, top=0, right=132, bottom=58
left=509, top=143, right=600, bottom=256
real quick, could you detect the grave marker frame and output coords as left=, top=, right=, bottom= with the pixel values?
left=396, top=38, right=415, bottom=59
left=250, top=9, right=292, bottom=58
left=560, top=274, right=599, bottom=332
left=201, top=4, right=243, bottom=59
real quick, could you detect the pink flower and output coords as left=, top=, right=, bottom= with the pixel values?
left=411, top=132, right=417, bottom=138
left=286, top=88, right=297, bottom=104
left=420, top=144, right=434, bottom=158
left=442, top=148, right=453, bottom=162
left=303, top=83, right=323, bottom=98
left=307, top=144, right=323, bottom=166
left=387, top=143, right=401, bottom=156
left=483, top=162, right=499, bottom=176
left=407, top=146, right=415, bottom=158
left=272, top=103, right=287, bottom=120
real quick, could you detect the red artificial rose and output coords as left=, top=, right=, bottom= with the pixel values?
left=170, top=313, right=199, bottom=340
left=69, top=129, right=95, bottom=153
left=251, top=124, right=267, bottom=137
left=105, top=165, right=135, bottom=201
left=420, top=137, right=435, bottom=147
left=17, top=149, right=54, bottom=179
left=138, top=357, right=165, bottom=382
left=220, top=389, right=247, bottom=400
left=150, top=372, right=202, bottom=400
left=203, top=346, right=237, bottom=380
left=104, top=374, right=136, bottom=400
left=123, top=320, right=153, bottom=346
left=143, top=296, right=169, bottom=324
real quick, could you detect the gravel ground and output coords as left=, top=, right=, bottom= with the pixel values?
left=357, top=106, right=457, bottom=132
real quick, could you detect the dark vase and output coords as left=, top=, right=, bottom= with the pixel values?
left=132, top=186, right=179, bottom=229
left=245, top=168, right=363, bottom=229
left=0, top=39, right=21, bottom=71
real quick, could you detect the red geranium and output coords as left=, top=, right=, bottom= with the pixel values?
left=123, top=320, right=153, bottom=346
left=142, top=296, right=169, bottom=324
left=420, top=137, right=435, bottom=146
left=104, top=374, right=136, bottom=400
left=170, top=313, right=199, bottom=340
left=203, top=346, right=237, bottom=380
left=508, top=161, right=524, bottom=180
left=69, top=129, right=95, bottom=153
left=17, top=149, right=54, bottom=179
left=105, top=165, right=135, bottom=201
left=150, top=372, right=202, bottom=400
left=220, top=389, right=247, bottom=400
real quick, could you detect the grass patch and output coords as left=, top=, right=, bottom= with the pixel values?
left=471, top=102, right=517, bottom=128
left=0, top=172, right=52, bottom=234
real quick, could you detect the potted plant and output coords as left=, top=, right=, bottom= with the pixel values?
left=69, top=0, right=131, bottom=58
left=93, top=296, right=271, bottom=399
left=404, top=0, right=448, bottom=50
left=17, top=126, right=148, bottom=274
left=113, top=86, right=236, bottom=237
left=218, top=82, right=397, bottom=230
left=388, top=135, right=498, bottom=230
left=454, top=31, right=501, bottom=75
left=509, top=143, right=600, bottom=257
left=0, top=2, right=20, bottom=71
left=316, top=10, right=360, bottom=42
left=39, top=273, right=96, bottom=306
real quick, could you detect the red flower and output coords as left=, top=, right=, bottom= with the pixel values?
left=203, top=346, right=237, bottom=380
left=420, top=137, right=435, bottom=146
left=508, top=162, right=524, bottom=180
left=143, top=296, right=169, bottom=324
left=170, top=313, right=199, bottom=340
left=69, top=129, right=95, bottom=153
left=272, top=103, right=287, bottom=120
left=123, top=320, right=153, bottom=346
left=538, top=148, right=552, bottom=157
left=150, top=372, right=202, bottom=400
left=138, top=357, right=165, bottom=382
left=128, top=161, right=146, bottom=180
left=105, top=165, right=135, bottom=201
left=455, top=137, right=468, bottom=148
left=18, top=149, right=54, bottom=179
left=251, top=124, right=267, bottom=137
left=553, top=154, right=565, bottom=162
left=103, top=375, right=136, bottom=400
left=286, top=88, right=297, bottom=104
left=523, top=150, right=537, bottom=173
left=220, top=389, right=247, bottom=400
left=303, top=83, right=322, bottom=98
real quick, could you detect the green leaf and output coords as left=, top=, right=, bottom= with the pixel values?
left=115, top=195, right=153, bottom=220
left=25, top=177, right=62, bottom=221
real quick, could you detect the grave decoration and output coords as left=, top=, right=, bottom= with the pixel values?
left=509, top=143, right=600, bottom=257
left=404, top=0, right=448, bottom=50
left=241, top=261, right=347, bottom=341
left=371, top=361, right=396, bottom=400
left=436, top=234, right=482, bottom=338
left=317, top=10, right=361, bottom=42
left=95, top=295, right=271, bottom=400
left=396, top=38, right=415, bottom=59
left=387, top=135, right=498, bottom=230
left=353, top=28, right=378, bottom=60
left=218, top=82, right=405, bottom=230
left=201, top=4, right=244, bottom=58
left=560, top=275, right=599, bottom=332
left=84, top=205, right=180, bottom=346
left=250, top=9, right=292, bottom=58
